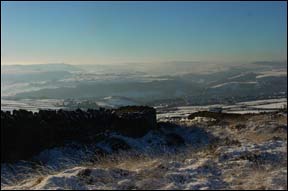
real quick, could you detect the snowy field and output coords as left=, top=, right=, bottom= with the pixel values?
left=2, top=141, right=286, bottom=190
left=157, top=98, right=287, bottom=120
left=1, top=111, right=287, bottom=190
left=1, top=99, right=65, bottom=112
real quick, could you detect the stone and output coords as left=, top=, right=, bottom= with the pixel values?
left=1, top=106, right=157, bottom=162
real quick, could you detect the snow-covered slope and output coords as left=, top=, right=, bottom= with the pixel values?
left=4, top=139, right=286, bottom=190
left=1, top=112, right=287, bottom=190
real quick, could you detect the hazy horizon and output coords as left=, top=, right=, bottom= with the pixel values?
left=1, top=1, right=287, bottom=66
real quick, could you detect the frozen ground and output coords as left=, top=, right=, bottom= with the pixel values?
left=0, top=99, right=65, bottom=112
left=2, top=97, right=286, bottom=114
left=1, top=111, right=287, bottom=190
left=157, top=98, right=287, bottom=120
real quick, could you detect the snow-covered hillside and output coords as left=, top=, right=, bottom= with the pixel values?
left=1, top=111, right=287, bottom=190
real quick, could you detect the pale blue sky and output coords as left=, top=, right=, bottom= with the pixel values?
left=1, top=1, right=287, bottom=65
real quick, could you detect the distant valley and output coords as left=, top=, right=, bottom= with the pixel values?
left=1, top=61, right=287, bottom=111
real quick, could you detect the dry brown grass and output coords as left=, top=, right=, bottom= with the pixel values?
left=228, top=166, right=287, bottom=190
left=2, top=112, right=287, bottom=190
left=241, top=131, right=286, bottom=144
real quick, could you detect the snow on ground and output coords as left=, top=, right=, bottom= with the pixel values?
left=96, top=96, right=140, bottom=108
left=1, top=111, right=287, bottom=190
left=249, top=102, right=286, bottom=109
left=2, top=140, right=286, bottom=190
left=211, top=81, right=257, bottom=88
left=236, top=98, right=287, bottom=105
left=1, top=99, right=65, bottom=112
left=157, top=98, right=287, bottom=120
left=256, top=70, right=287, bottom=79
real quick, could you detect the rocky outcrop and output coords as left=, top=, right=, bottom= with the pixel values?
left=1, top=106, right=157, bottom=163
